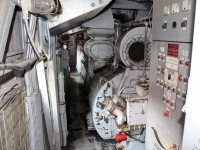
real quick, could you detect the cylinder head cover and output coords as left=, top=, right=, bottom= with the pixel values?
left=84, top=39, right=114, bottom=59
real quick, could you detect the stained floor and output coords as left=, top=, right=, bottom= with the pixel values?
left=63, top=71, right=116, bottom=150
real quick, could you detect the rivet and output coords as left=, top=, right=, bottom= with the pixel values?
left=91, top=3, right=95, bottom=7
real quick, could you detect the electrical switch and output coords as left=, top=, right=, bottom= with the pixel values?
left=157, top=80, right=160, bottom=84
left=162, top=23, right=167, bottom=29
left=165, top=99, right=170, bottom=103
left=163, top=109, right=169, bottom=117
left=181, top=20, right=187, bottom=28
left=161, top=68, right=165, bottom=74
left=164, top=5, right=170, bottom=15
left=179, top=60, right=183, bottom=65
left=182, top=0, right=190, bottom=11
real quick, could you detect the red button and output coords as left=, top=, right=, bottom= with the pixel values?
left=163, top=110, right=169, bottom=117
left=116, top=134, right=127, bottom=142
left=179, top=60, right=183, bottom=65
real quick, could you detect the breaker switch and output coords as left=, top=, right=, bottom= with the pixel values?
left=168, top=86, right=171, bottom=90
left=163, top=109, right=169, bottom=117
left=161, top=56, right=165, bottom=60
left=168, top=74, right=172, bottom=80
left=165, top=99, right=170, bottom=103
left=157, top=80, right=160, bottom=84
left=179, top=60, right=183, bottom=65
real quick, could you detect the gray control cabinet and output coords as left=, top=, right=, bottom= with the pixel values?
left=146, top=0, right=195, bottom=149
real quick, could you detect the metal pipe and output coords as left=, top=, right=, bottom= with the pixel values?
left=103, top=98, right=125, bottom=125
left=0, top=57, right=37, bottom=70
left=6, top=50, right=24, bottom=57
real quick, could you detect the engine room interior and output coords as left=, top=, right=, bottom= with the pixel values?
left=0, top=0, right=200, bottom=150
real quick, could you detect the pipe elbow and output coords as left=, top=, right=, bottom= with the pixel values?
left=113, top=108, right=125, bottom=126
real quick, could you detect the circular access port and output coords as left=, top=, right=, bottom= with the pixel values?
left=172, top=21, right=177, bottom=29
left=128, top=42, right=145, bottom=62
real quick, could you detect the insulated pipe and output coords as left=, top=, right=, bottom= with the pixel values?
left=0, top=57, right=37, bottom=70
left=104, top=98, right=125, bottom=125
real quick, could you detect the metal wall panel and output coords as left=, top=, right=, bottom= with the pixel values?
left=152, top=0, right=196, bottom=42
left=146, top=0, right=195, bottom=149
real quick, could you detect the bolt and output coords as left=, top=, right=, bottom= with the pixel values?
left=99, top=0, right=103, bottom=4
left=91, top=3, right=95, bottom=7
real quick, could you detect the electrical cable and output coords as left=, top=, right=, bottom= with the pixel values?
left=24, top=19, right=41, bottom=59
left=126, top=132, right=145, bottom=143
left=151, top=127, right=165, bottom=149
left=126, top=128, right=146, bottom=143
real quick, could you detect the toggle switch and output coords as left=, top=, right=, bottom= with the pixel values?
left=162, top=23, right=167, bottom=29
left=179, top=75, right=183, bottom=81
left=181, top=20, right=187, bottom=28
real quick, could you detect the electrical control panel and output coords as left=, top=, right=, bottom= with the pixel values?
left=156, top=42, right=192, bottom=108
left=146, top=41, right=192, bottom=149
left=152, top=0, right=196, bottom=42
left=146, top=0, right=195, bottom=149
